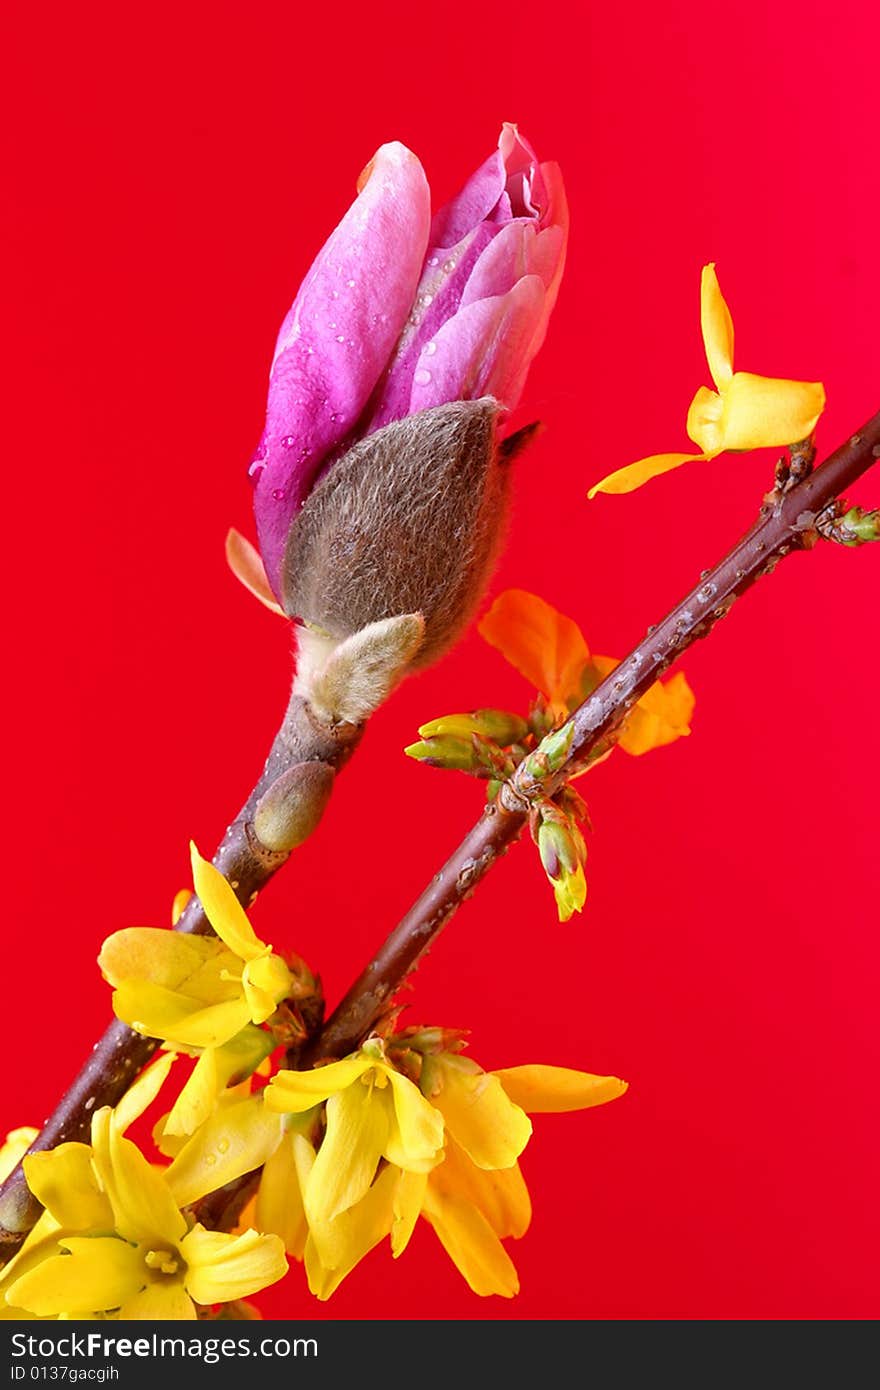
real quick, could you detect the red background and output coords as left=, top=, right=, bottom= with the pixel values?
left=2, top=0, right=878, bottom=1320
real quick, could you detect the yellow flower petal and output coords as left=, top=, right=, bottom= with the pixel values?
left=383, top=1067, right=446, bottom=1172
left=493, top=1064, right=628, bottom=1113
left=23, top=1145, right=112, bottom=1232
left=685, top=385, right=726, bottom=455
left=112, top=1053, right=176, bottom=1135
left=0, top=1212, right=68, bottom=1317
left=119, top=1281, right=195, bottom=1320
left=242, top=954, right=293, bottom=1025
left=165, top=1096, right=284, bottom=1210
left=163, top=1029, right=273, bottom=1139
left=225, top=528, right=287, bottom=618
left=190, top=845, right=266, bottom=963
left=717, top=371, right=826, bottom=451
left=305, top=1080, right=392, bottom=1224
left=90, top=1110, right=186, bottom=1247
left=99, top=929, right=240, bottom=1002
left=7, top=1238, right=145, bottom=1317
left=180, top=1225, right=287, bottom=1306
left=255, top=1132, right=309, bottom=1259
left=430, top=1138, right=531, bottom=1240
left=264, top=1057, right=370, bottom=1113
left=304, top=1164, right=399, bottom=1300
left=700, top=263, right=735, bottom=391
left=171, top=889, right=192, bottom=926
left=552, top=862, right=587, bottom=922
left=111, top=981, right=251, bottom=1050
left=423, top=1054, right=531, bottom=1171
left=391, top=1169, right=428, bottom=1258
left=421, top=1185, right=519, bottom=1298
left=588, top=452, right=707, bottom=498
left=0, top=1128, right=37, bottom=1185
left=478, top=589, right=590, bottom=708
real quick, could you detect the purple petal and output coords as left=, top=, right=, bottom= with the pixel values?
left=430, top=150, right=508, bottom=249
left=254, top=142, right=430, bottom=595
left=408, top=274, right=547, bottom=416
left=366, top=131, right=567, bottom=432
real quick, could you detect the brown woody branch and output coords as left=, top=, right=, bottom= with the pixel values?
left=307, top=412, right=880, bottom=1062
left=2, top=412, right=877, bottom=1262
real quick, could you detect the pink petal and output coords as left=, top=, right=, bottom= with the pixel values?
left=254, top=142, right=430, bottom=594
left=498, top=123, right=544, bottom=217
left=408, top=274, right=547, bottom=416
left=363, top=222, right=500, bottom=432
left=534, top=161, right=569, bottom=309
left=225, top=529, right=287, bottom=617
left=461, top=221, right=565, bottom=308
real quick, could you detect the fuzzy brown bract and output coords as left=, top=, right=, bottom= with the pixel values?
left=281, top=398, right=512, bottom=669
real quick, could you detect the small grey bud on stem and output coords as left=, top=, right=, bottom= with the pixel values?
left=253, top=761, right=336, bottom=852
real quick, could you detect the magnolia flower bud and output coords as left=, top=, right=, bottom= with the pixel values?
left=250, top=124, right=568, bottom=679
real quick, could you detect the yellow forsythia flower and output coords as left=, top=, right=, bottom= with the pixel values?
left=99, top=844, right=297, bottom=1050
left=588, top=263, right=826, bottom=496
left=264, top=1040, right=445, bottom=1224
left=262, top=1039, right=445, bottom=1300
left=3, top=1057, right=286, bottom=1320
left=479, top=588, right=694, bottom=753
left=256, top=1032, right=626, bottom=1301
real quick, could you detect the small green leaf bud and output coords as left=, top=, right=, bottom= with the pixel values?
left=404, top=735, right=484, bottom=772
left=418, top=709, right=530, bottom=744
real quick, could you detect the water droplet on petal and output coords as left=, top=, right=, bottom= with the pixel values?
left=205, top=1153, right=217, bottom=1165
left=421, top=292, right=434, bottom=307
left=443, top=259, right=456, bottom=273
left=272, top=488, right=285, bottom=501
left=424, top=341, right=437, bottom=357
left=428, top=256, right=439, bottom=267
left=281, top=435, right=296, bottom=450
left=414, top=368, right=432, bottom=386
left=335, top=334, right=346, bottom=343
left=217, top=1138, right=230, bottom=1154
left=346, top=278, right=356, bottom=287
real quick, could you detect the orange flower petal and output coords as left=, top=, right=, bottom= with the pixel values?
left=591, top=656, right=695, bottom=756
left=478, top=589, right=590, bottom=707
left=225, top=529, right=286, bottom=618
left=587, top=452, right=707, bottom=498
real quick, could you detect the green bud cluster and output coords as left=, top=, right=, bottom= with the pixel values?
left=530, top=793, right=588, bottom=923
left=405, top=708, right=532, bottom=784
